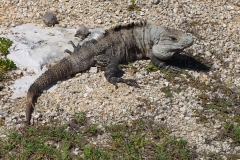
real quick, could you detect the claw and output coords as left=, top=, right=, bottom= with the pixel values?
left=124, top=79, right=140, bottom=88
left=76, top=43, right=81, bottom=48
left=64, top=49, right=73, bottom=54
left=67, top=41, right=82, bottom=53
left=164, top=65, right=181, bottom=71
left=68, top=41, right=75, bottom=46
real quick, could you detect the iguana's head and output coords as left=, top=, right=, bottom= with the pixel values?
left=152, top=27, right=194, bottom=60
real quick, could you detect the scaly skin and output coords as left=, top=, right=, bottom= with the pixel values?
left=25, top=20, right=194, bottom=125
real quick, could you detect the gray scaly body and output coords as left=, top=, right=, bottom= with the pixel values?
left=26, top=21, right=194, bottom=124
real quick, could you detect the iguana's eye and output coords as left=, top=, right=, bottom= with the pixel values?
left=169, top=36, right=177, bottom=41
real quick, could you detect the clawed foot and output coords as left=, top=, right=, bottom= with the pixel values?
left=65, top=41, right=81, bottom=54
left=122, top=79, right=140, bottom=88
left=163, top=65, right=181, bottom=71
left=64, top=41, right=77, bottom=54
left=68, top=41, right=77, bottom=48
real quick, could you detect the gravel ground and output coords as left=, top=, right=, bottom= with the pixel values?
left=0, top=0, right=240, bottom=159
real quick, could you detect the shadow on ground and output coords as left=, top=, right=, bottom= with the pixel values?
left=165, top=52, right=211, bottom=72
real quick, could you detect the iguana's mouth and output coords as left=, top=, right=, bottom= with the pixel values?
left=170, top=48, right=184, bottom=53
left=152, top=45, right=179, bottom=60
left=158, top=44, right=185, bottom=53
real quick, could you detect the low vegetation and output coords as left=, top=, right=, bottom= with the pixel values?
left=0, top=37, right=13, bottom=55
left=223, top=122, right=240, bottom=144
left=146, top=62, right=158, bottom=72
left=0, top=115, right=197, bottom=159
left=128, top=0, right=141, bottom=11
left=0, top=59, right=16, bottom=71
left=0, top=37, right=16, bottom=81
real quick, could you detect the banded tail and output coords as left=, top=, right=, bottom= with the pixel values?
left=26, top=57, right=73, bottom=125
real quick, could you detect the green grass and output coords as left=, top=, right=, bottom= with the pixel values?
left=195, top=93, right=237, bottom=123
left=145, top=61, right=240, bottom=150
left=0, top=115, right=197, bottom=159
left=161, top=86, right=173, bottom=98
left=214, top=122, right=240, bottom=159
left=146, top=62, right=158, bottom=72
left=224, top=122, right=240, bottom=144
left=128, top=0, right=141, bottom=11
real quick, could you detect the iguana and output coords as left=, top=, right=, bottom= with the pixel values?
left=25, top=20, right=194, bottom=125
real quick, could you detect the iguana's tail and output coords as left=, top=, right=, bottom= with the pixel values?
left=25, top=57, right=74, bottom=125
left=26, top=92, right=35, bottom=125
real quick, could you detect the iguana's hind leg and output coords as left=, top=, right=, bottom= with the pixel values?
left=94, top=54, right=140, bottom=89
left=150, top=52, right=181, bottom=71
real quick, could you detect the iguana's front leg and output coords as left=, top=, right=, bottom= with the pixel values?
left=94, top=54, right=140, bottom=89
left=150, top=51, right=181, bottom=71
